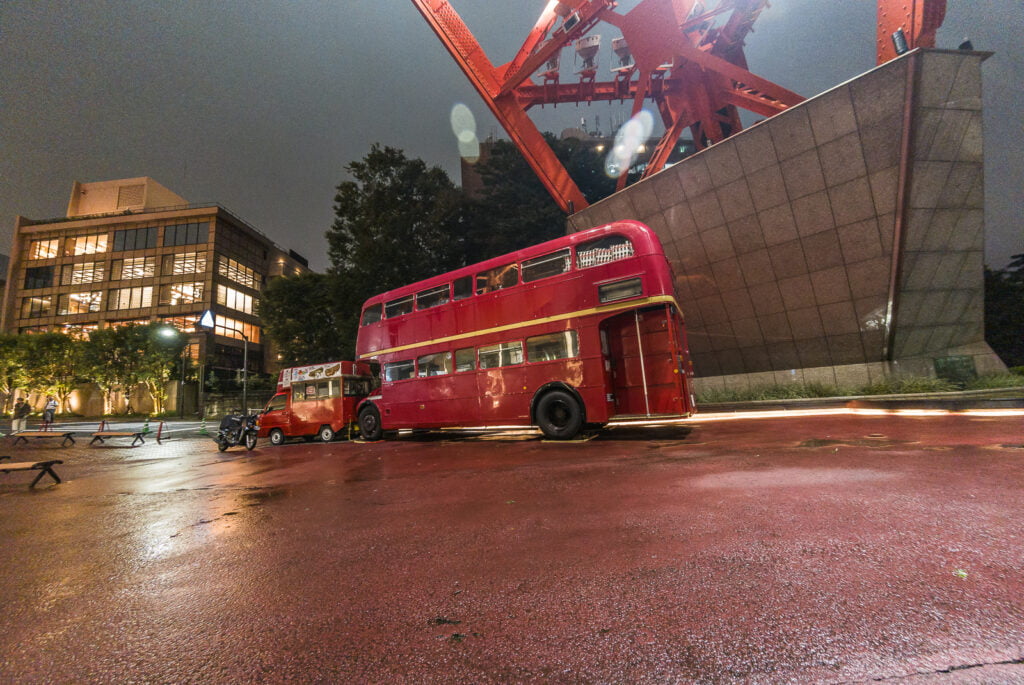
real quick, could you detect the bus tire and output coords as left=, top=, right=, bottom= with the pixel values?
left=359, top=405, right=383, bottom=441
left=318, top=425, right=335, bottom=442
left=269, top=428, right=286, bottom=446
left=535, top=389, right=584, bottom=440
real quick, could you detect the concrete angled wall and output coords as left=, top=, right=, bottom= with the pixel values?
left=568, top=49, right=1004, bottom=391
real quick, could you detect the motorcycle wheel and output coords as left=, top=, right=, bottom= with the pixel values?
left=244, top=431, right=257, bottom=451
left=217, top=439, right=229, bottom=452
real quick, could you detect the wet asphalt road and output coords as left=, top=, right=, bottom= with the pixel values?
left=1, top=412, right=1023, bottom=683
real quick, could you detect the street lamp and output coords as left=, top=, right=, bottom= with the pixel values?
left=240, top=331, right=249, bottom=415
left=158, top=326, right=187, bottom=417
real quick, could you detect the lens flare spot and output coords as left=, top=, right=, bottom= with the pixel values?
left=605, top=110, right=654, bottom=178
left=450, top=103, right=477, bottom=144
left=458, top=135, right=480, bottom=163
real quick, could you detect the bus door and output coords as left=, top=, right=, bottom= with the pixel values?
left=600, top=305, right=689, bottom=417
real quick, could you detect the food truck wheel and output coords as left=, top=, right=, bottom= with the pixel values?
left=269, top=428, right=286, bottom=446
left=318, top=425, right=336, bottom=442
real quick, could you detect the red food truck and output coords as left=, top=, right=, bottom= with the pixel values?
left=258, top=361, right=376, bottom=444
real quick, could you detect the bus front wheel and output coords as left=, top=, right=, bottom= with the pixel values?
left=318, top=425, right=335, bottom=442
left=269, top=429, right=286, bottom=446
left=359, top=406, right=383, bottom=441
left=535, top=390, right=584, bottom=440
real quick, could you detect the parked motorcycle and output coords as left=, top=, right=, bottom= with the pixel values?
left=216, top=412, right=260, bottom=452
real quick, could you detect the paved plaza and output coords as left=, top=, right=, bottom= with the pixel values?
left=2, top=410, right=1023, bottom=682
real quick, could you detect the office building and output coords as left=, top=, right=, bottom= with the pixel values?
left=2, top=177, right=307, bottom=376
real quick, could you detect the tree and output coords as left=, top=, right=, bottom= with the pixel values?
left=0, top=334, right=25, bottom=413
left=259, top=272, right=350, bottom=366
left=467, top=135, right=616, bottom=259
left=82, top=325, right=154, bottom=414
left=985, top=254, right=1024, bottom=368
left=143, top=324, right=187, bottom=414
left=325, top=144, right=470, bottom=357
left=17, top=332, right=83, bottom=414
left=83, top=327, right=122, bottom=415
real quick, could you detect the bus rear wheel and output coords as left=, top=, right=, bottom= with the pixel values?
left=535, top=390, right=584, bottom=440
left=318, top=425, right=335, bottom=442
left=359, top=405, right=383, bottom=441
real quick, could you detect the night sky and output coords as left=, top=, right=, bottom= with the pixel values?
left=2, top=1, right=1020, bottom=272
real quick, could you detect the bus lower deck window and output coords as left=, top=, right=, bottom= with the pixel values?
left=526, top=331, right=579, bottom=362
left=417, top=351, right=453, bottom=377
left=384, top=360, right=415, bottom=382
left=455, top=347, right=475, bottom=372
left=478, top=341, right=523, bottom=369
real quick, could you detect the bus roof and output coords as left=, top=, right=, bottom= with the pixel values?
left=360, top=220, right=663, bottom=309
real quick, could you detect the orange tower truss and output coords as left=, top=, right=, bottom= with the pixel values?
left=413, top=1, right=945, bottom=214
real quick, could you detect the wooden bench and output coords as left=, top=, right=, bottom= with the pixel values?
left=12, top=431, right=76, bottom=447
left=0, top=456, right=63, bottom=488
left=90, top=431, right=147, bottom=446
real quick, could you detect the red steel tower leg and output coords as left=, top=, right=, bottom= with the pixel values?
left=411, top=0, right=809, bottom=214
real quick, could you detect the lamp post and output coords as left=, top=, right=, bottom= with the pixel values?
left=157, top=326, right=187, bottom=417
left=240, top=331, right=249, bottom=415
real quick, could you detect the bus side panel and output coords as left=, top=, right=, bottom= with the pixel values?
left=385, top=374, right=482, bottom=429
left=601, top=306, right=689, bottom=417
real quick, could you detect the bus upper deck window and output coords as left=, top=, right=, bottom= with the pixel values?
left=522, top=248, right=571, bottom=283
left=475, top=263, right=519, bottom=295
left=576, top=235, right=635, bottom=268
left=361, top=303, right=382, bottom=326
left=416, top=284, right=450, bottom=310
left=453, top=276, right=473, bottom=301
left=384, top=295, right=414, bottom=318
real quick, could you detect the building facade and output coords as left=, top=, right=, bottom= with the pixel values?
left=568, top=49, right=1004, bottom=392
left=2, top=177, right=307, bottom=377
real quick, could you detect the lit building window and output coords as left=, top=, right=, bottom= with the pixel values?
left=215, top=315, right=260, bottom=343
left=164, top=251, right=208, bottom=275
left=29, top=239, right=59, bottom=260
left=62, top=323, right=99, bottom=339
left=20, top=296, right=54, bottom=318
left=217, top=256, right=260, bottom=289
left=61, top=262, right=106, bottom=285
left=159, top=282, right=204, bottom=306
left=111, top=256, right=157, bottom=280
left=58, top=291, right=103, bottom=315
left=68, top=233, right=109, bottom=256
left=109, top=286, right=154, bottom=310
left=161, top=315, right=200, bottom=333
left=216, top=284, right=256, bottom=314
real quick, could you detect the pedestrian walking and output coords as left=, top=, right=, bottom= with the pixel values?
left=42, top=396, right=58, bottom=427
left=12, top=398, right=31, bottom=433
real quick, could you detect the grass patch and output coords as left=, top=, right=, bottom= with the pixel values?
left=694, top=372, right=1024, bottom=404
left=964, top=372, right=1024, bottom=390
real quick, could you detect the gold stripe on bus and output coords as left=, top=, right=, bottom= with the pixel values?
left=358, top=294, right=680, bottom=360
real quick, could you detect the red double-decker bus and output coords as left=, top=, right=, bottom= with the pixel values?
left=354, top=220, right=695, bottom=440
